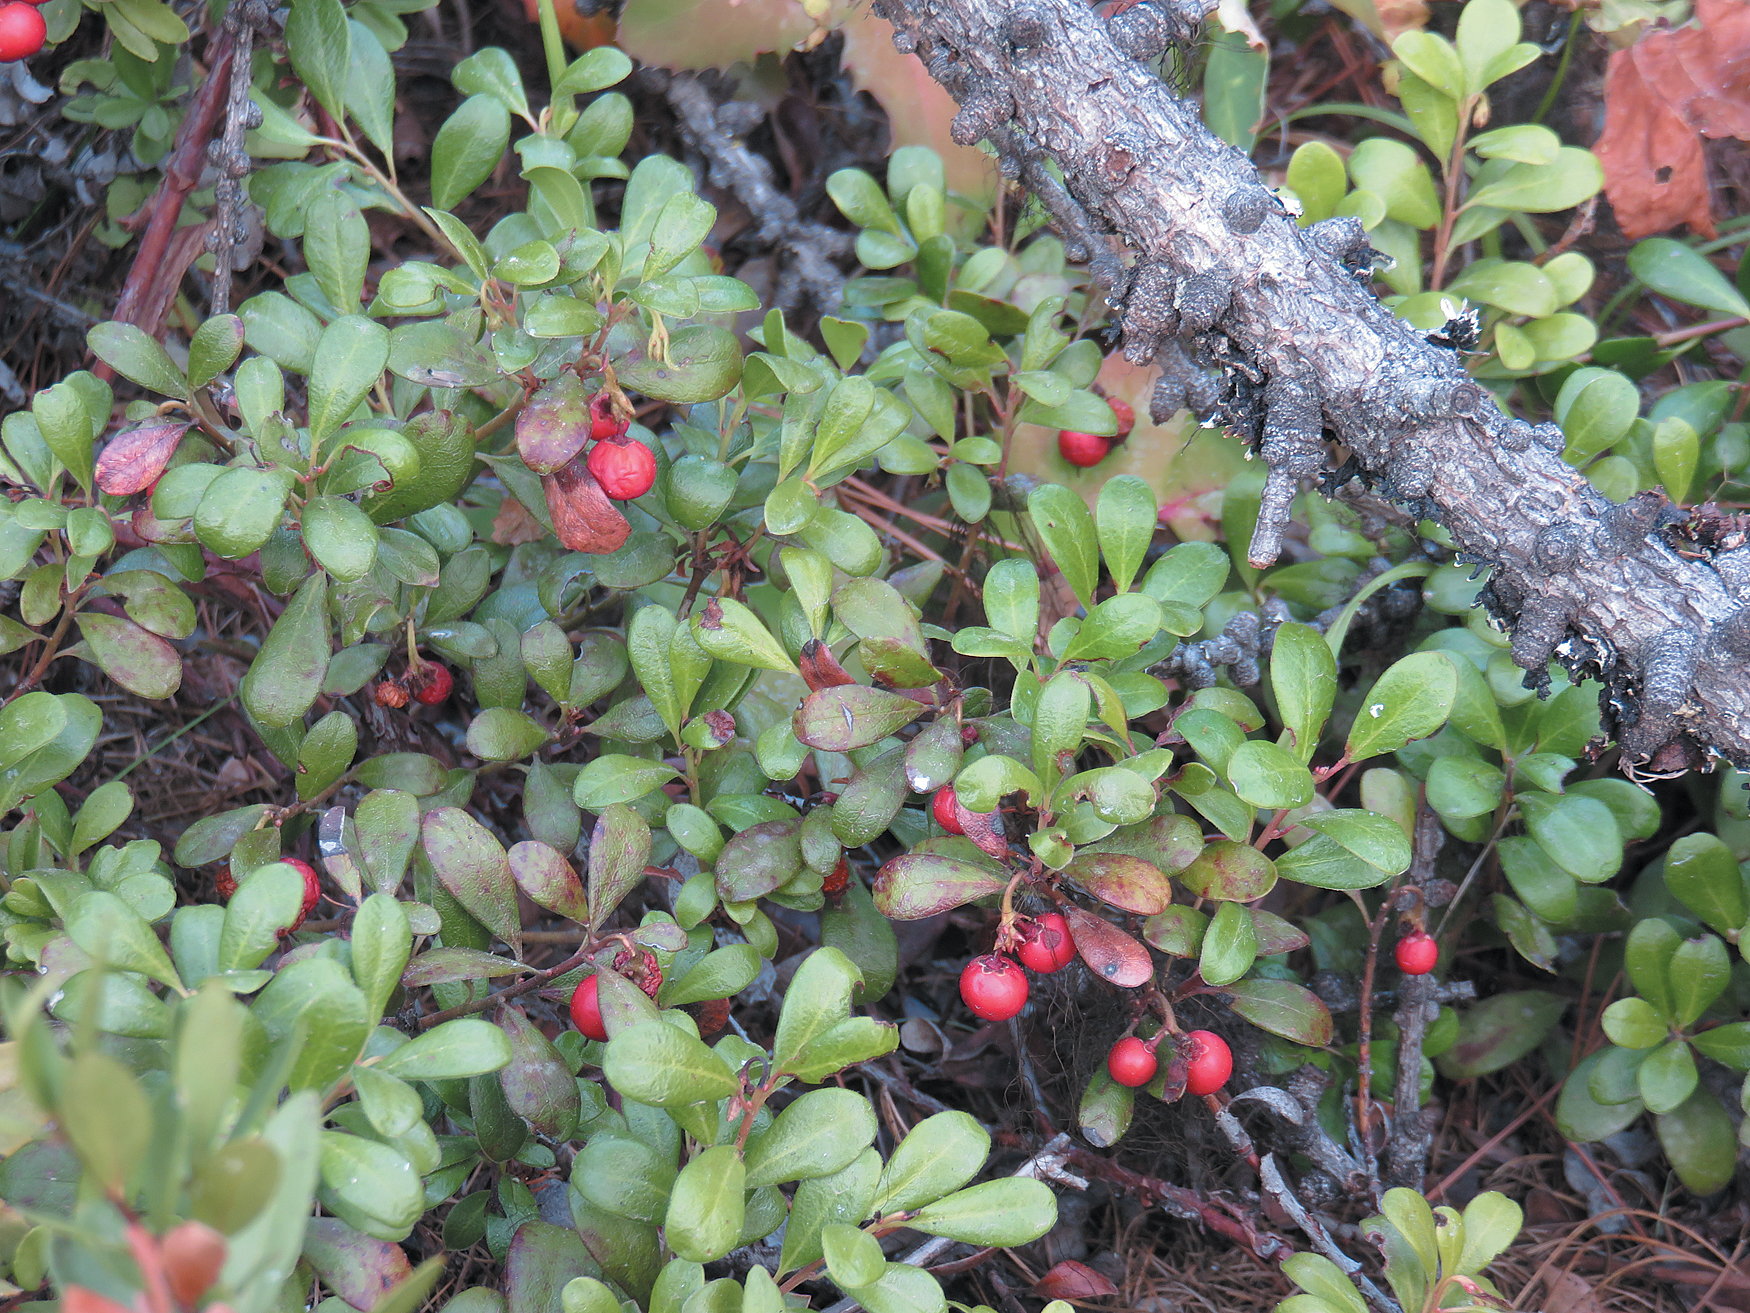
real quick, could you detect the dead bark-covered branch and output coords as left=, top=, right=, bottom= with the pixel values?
left=873, top=0, right=1750, bottom=776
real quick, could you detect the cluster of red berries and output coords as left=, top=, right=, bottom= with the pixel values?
left=1395, top=929, right=1438, bottom=975
left=1107, top=1029, right=1232, bottom=1095
left=373, top=661, right=454, bottom=710
left=1057, top=395, right=1135, bottom=468
left=585, top=393, right=657, bottom=500
left=214, top=857, right=322, bottom=934
left=957, top=911, right=1076, bottom=1024
left=0, top=0, right=47, bottom=62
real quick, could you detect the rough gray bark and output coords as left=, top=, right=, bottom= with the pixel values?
left=873, top=0, right=1750, bottom=777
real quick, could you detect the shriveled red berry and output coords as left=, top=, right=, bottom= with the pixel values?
left=570, top=974, right=608, bottom=1041
left=589, top=392, right=627, bottom=441
left=932, top=786, right=963, bottom=834
left=1184, top=1030, right=1232, bottom=1096
left=214, top=865, right=237, bottom=900
left=587, top=438, right=657, bottom=500
left=374, top=679, right=409, bottom=708
left=1107, top=395, right=1135, bottom=439
left=960, top=954, right=1028, bottom=1021
left=0, top=3, right=47, bottom=59
left=1058, top=430, right=1110, bottom=467
left=1017, top=913, right=1076, bottom=973
left=1395, top=931, right=1439, bottom=975
left=408, top=662, right=452, bottom=705
left=612, top=947, right=664, bottom=999
left=1108, top=1036, right=1157, bottom=1087
left=282, top=858, right=321, bottom=931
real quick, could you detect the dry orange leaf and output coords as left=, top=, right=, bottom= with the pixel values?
left=1593, top=0, right=1750, bottom=239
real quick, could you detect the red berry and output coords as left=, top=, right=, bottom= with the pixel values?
left=0, top=3, right=46, bottom=59
left=1395, top=931, right=1439, bottom=975
left=1058, top=430, right=1110, bottom=468
left=282, top=858, right=321, bottom=931
left=409, top=662, right=452, bottom=705
left=589, top=392, right=627, bottom=442
left=1107, top=396, right=1135, bottom=439
left=570, top=974, right=608, bottom=1041
left=214, top=865, right=237, bottom=901
left=587, top=438, right=657, bottom=500
left=1017, top=913, right=1076, bottom=973
left=1108, top=1036, right=1157, bottom=1087
left=932, top=786, right=963, bottom=834
left=959, top=954, right=1028, bottom=1021
left=1184, top=1030, right=1232, bottom=1096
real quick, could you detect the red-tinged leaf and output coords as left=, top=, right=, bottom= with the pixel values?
left=498, top=1005, right=583, bottom=1138
left=1063, top=905, right=1154, bottom=987
left=401, top=947, right=526, bottom=987
left=95, top=421, right=190, bottom=495
left=1034, top=1261, right=1118, bottom=1301
left=1251, top=909, right=1310, bottom=956
left=715, top=819, right=803, bottom=902
left=543, top=456, right=631, bottom=554
left=516, top=373, right=595, bottom=475
left=507, top=840, right=590, bottom=923
left=1083, top=813, right=1203, bottom=876
left=131, top=506, right=194, bottom=543
left=506, top=1220, right=599, bottom=1313
left=798, top=636, right=856, bottom=692
left=421, top=806, right=523, bottom=955
left=793, top=684, right=925, bottom=751
left=1064, top=852, right=1172, bottom=915
left=77, top=612, right=182, bottom=700
left=302, top=1217, right=412, bottom=1311
left=587, top=803, right=652, bottom=930
left=872, top=853, right=1006, bottom=919
left=956, top=800, right=1009, bottom=859
left=1178, top=839, right=1278, bottom=902
left=1224, top=978, right=1333, bottom=1046
left=857, top=636, right=942, bottom=690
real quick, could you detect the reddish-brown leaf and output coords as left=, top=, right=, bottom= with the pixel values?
left=1594, top=0, right=1750, bottom=238
left=1064, top=851, right=1172, bottom=915
left=872, top=852, right=1006, bottom=919
left=1062, top=905, right=1154, bottom=987
left=516, top=372, right=594, bottom=475
left=798, top=636, right=857, bottom=692
left=543, top=456, right=631, bottom=554
left=1034, top=1262, right=1118, bottom=1301
left=95, top=421, right=190, bottom=496
left=955, top=797, right=1009, bottom=858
